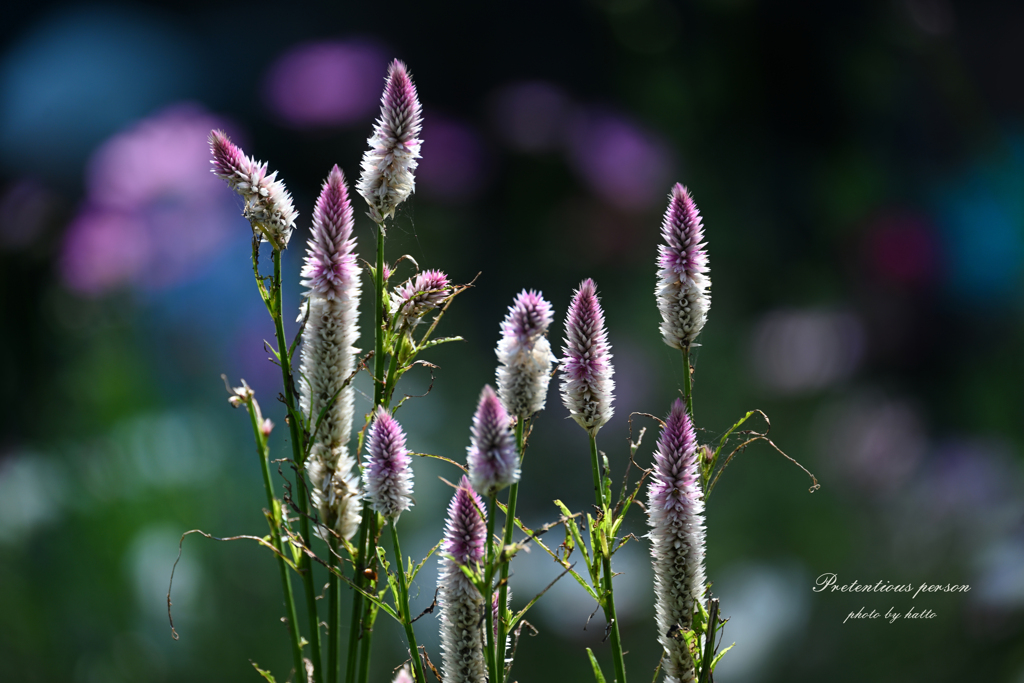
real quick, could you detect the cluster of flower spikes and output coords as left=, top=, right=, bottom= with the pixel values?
left=357, top=59, right=423, bottom=224
left=209, top=130, right=297, bottom=250
left=648, top=399, right=707, bottom=683
left=656, top=183, right=710, bottom=350
left=299, top=165, right=362, bottom=541
left=560, top=278, right=615, bottom=436
left=437, top=476, right=488, bottom=683
left=495, top=290, right=556, bottom=420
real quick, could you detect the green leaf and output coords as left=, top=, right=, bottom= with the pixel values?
left=416, top=335, right=464, bottom=353
left=711, top=643, right=735, bottom=670
left=250, top=661, right=277, bottom=682
left=586, top=648, right=608, bottom=683
left=272, top=499, right=282, bottom=528
left=410, top=540, right=442, bottom=582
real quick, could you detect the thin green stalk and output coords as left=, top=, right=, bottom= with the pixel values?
left=484, top=495, right=499, bottom=683
left=384, top=349, right=400, bottom=407
left=372, top=222, right=386, bottom=406
left=589, top=431, right=604, bottom=510
left=349, top=220, right=387, bottom=683
left=345, top=508, right=370, bottom=683
left=681, top=346, right=693, bottom=419
left=495, top=419, right=527, bottom=681
left=247, top=400, right=304, bottom=681
left=390, top=522, right=427, bottom=683
left=590, top=434, right=627, bottom=683
left=271, top=249, right=323, bottom=683
left=328, top=536, right=340, bottom=683
left=356, top=513, right=381, bottom=683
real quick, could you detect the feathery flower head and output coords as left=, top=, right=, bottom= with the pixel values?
left=363, top=407, right=414, bottom=518
left=391, top=269, right=451, bottom=330
left=560, top=279, right=615, bottom=435
left=648, top=399, right=706, bottom=683
left=438, top=475, right=488, bottom=683
left=392, top=666, right=414, bottom=683
left=357, top=59, right=423, bottom=222
left=302, top=165, right=359, bottom=300
left=495, top=290, right=556, bottom=419
left=442, top=475, right=487, bottom=567
left=467, top=385, right=519, bottom=496
left=299, top=166, right=361, bottom=507
left=307, top=452, right=362, bottom=541
left=208, top=130, right=297, bottom=250
left=657, top=184, right=710, bottom=349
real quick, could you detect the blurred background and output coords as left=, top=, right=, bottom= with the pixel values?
left=2, top=0, right=1023, bottom=681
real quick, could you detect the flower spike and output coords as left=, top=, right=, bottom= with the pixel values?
left=357, top=59, right=423, bottom=222
left=560, top=279, right=615, bottom=435
left=467, top=385, right=519, bottom=496
left=657, top=184, right=710, bottom=349
left=495, top=290, right=556, bottom=419
left=300, top=165, right=362, bottom=540
left=648, top=399, right=706, bottom=683
left=208, top=130, right=297, bottom=250
left=363, top=407, right=414, bottom=518
left=437, top=476, right=488, bottom=683
left=391, top=269, right=451, bottom=331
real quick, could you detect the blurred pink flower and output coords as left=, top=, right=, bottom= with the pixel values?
left=416, top=113, right=489, bottom=202
left=489, top=81, right=571, bottom=153
left=262, top=40, right=388, bottom=128
left=567, top=109, right=673, bottom=211
left=61, top=104, right=238, bottom=295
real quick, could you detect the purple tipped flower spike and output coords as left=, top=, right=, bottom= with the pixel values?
left=495, top=290, right=556, bottom=419
left=208, top=130, right=297, bottom=250
left=300, top=165, right=362, bottom=540
left=357, top=59, right=423, bottom=223
left=467, top=385, right=519, bottom=496
left=391, top=269, right=451, bottom=331
left=560, top=279, right=615, bottom=435
left=647, top=399, right=706, bottom=683
left=657, top=184, right=710, bottom=349
left=363, top=407, right=414, bottom=518
left=437, top=476, right=488, bottom=683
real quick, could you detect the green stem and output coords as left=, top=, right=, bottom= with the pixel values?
left=345, top=509, right=370, bottom=683
left=271, top=249, right=323, bottom=683
left=589, top=431, right=604, bottom=510
left=484, top=495, right=498, bottom=683
left=349, top=220, right=387, bottom=683
left=384, top=349, right=400, bottom=407
left=328, top=536, right=340, bottom=683
left=372, top=222, right=386, bottom=407
left=681, top=346, right=693, bottom=420
left=589, top=434, right=626, bottom=683
left=356, top=514, right=381, bottom=683
left=496, top=419, right=527, bottom=681
left=247, top=400, right=305, bottom=682
left=390, top=522, right=427, bottom=683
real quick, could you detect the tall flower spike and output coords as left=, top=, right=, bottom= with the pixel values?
left=392, top=666, right=414, bottom=683
left=657, top=184, right=710, bottom=349
left=495, top=290, right=556, bottom=419
left=357, top=59, right=423, bottom=222
left=391, top=269, right=451, bottom=331
left=438, top=476, right=488, bottom=683
left=560, top=279, right=615, bottom=435
left=208, top=130, right=297, bottom=249
left=363, top=407, right=414, bottom=518
left=647, top=399, right=706, bottom=683
left=300, top=165, right=362, bottom=540
left=467, top=385, right=518, bottom=496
